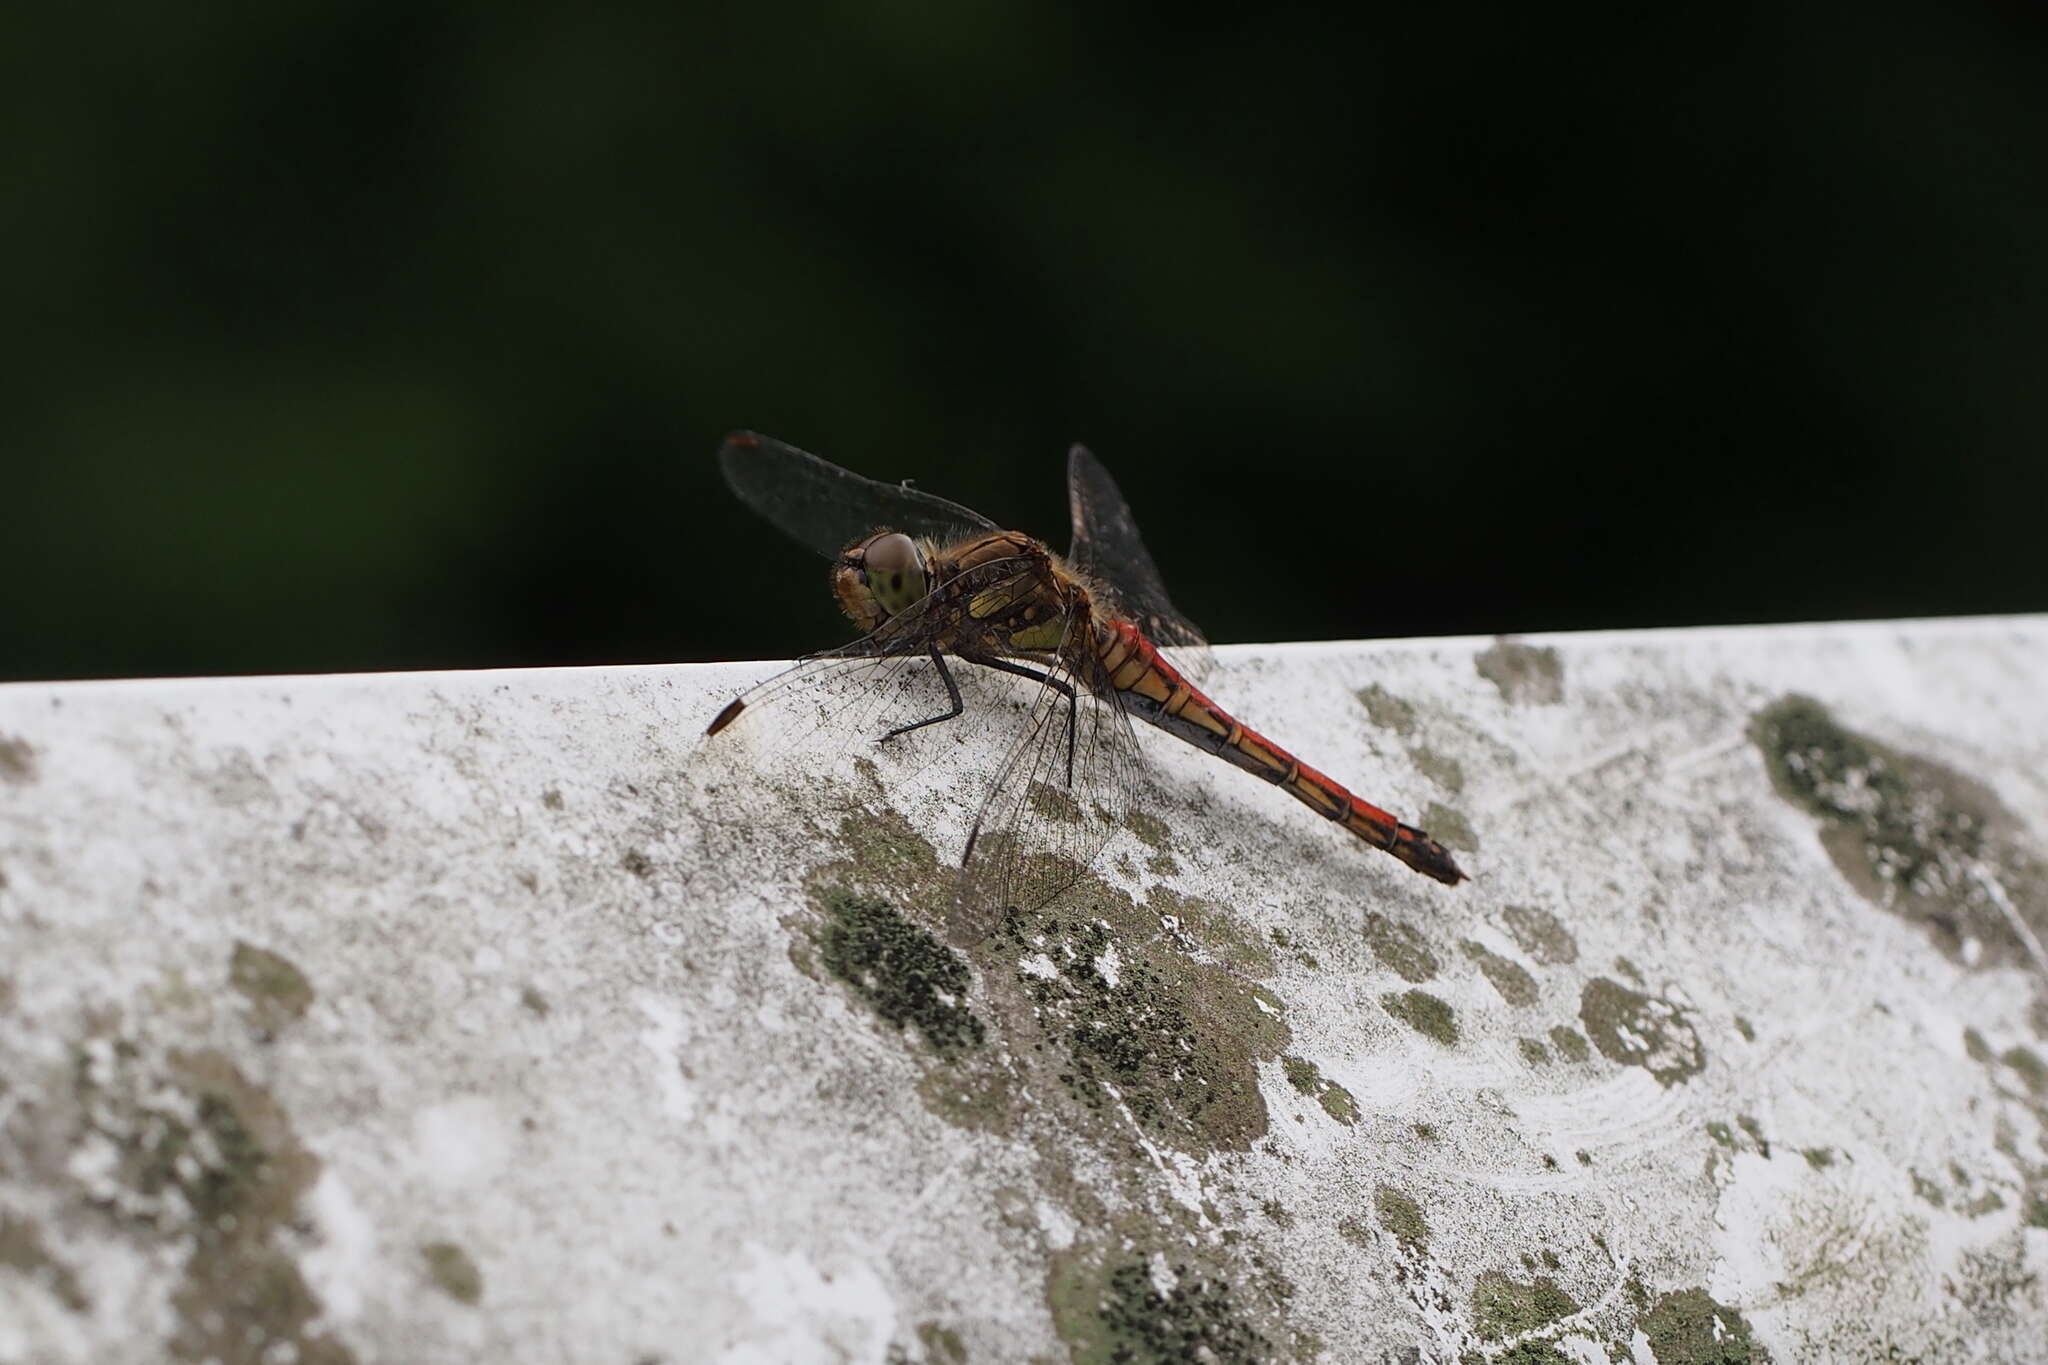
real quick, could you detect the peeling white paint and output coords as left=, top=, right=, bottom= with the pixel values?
left=717, top=1246, right=897, bottom=1365
left=635, top=991, right=697, bottom=1123
left=409, top=1097, right=512, bottom=1188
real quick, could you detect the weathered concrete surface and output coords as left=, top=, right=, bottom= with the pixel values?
left=2, top=617, right=2046, bottom=1364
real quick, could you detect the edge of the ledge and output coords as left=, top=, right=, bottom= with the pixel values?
left=1, top=610, right=2042, bottom=699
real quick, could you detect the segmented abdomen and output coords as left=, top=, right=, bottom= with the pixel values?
left=1095, top=621, right=1464, bottom=885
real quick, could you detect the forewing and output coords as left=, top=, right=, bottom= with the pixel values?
left=720, top=431, right=999, bottom=559
left=954, top=619, right=1147, bottom=917
left=702, top=554, right=1051, bottom=784
left=1065, top=444, right=1211, bottom=667
left=702, top=651, right=958, bottom=784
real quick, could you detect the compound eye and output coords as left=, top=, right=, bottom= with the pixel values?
left=862, top=533, right=928, bottom=615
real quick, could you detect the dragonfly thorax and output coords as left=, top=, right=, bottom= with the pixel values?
left=833, top=530, right=931, bottom=630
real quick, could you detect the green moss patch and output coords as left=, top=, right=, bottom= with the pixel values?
left=1579, top=978, right=1704, bottom=1087
left=1472, top=1272, right=1578, bottom=1341
left=829, top=809, right=945, bottom=898
left=1548, top=1026, right=1590, bottom=1063
left=2024, top=1190, right=2048, bottom=1228
left=1462, top=940, right=1538, bottom=1006
left=1051, top=1254, right=1270, bottom=1365
left=1376, top=1185, right=1429, bottom=1258
left=1751, top=694, right=2047, bottom=970
left=1383, top=989, right=1459, bottom=1045
left=1363, top=912, right=1440, bottom=982
left=1637, top=1287, right=1769, bottom=1363
left=1736, top=1115, right=1770, bottom=1157
left=819, top=889, right=984, bottom=1057
left=1280, top=1055, right=1359, bottom=1125
left=1123, top=810, right=1174, bottom=852
left=1149, top=887, right=1275, bottom=976
left=1485, top=1343, right=1574, bottom=1364
left=1029, top=781, right=1085, bottom=825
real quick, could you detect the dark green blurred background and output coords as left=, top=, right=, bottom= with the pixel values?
left=5, top=5, right=2045, bottom=683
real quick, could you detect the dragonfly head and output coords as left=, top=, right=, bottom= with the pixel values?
left=833, top=531, right=930, bottom=630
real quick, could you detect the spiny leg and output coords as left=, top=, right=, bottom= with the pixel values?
left=959, top=651, right=1079, bottom=789
left=880, top=645, right=965, bottom=742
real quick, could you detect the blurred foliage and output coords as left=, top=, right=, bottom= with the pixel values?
left=2, top=3, right=2045, bottom=681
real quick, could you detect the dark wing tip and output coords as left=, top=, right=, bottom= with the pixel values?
left=719, top=430, right=763, bottom=463
left=706, top=696, right=748, bottom=736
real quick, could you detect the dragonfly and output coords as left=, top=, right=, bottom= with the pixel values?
left=704, top=431, right=1465, bottom=911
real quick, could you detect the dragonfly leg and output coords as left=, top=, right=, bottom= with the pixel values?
left=960, top=652, right=1080, bottom=789
left=880, top=646, right=966, bottom=743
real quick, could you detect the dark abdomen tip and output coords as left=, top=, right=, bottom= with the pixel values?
left=1397, top=826, right=1466, bottom=886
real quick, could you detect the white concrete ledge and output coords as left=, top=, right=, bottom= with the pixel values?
left=2, top=618, right=2047, bottom=1363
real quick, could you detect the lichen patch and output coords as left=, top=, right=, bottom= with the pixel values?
left=1579, top=978, right=1704, bottom=1087
left=1356, top=684, right=1417, bottom=735
left=1000, top=895, right=1287, bottom=1152
left=421, top=1241, right=483, bottom=1304
left=0, top=1212, right=88, bottom=1312
left=0, top=733, right=35, bottom=783
left=1411, top=746, right=1465, bottom=793
left=1751, top=694, right=2048, bottom=971
left=67, top=1036, right=356, bottom=1364
left=813, top=796, right=1290, bottom=1155
left=817, top=889, right=985, bottom=1058
left=1501, top=905, right=1578, bottom=965
left=1421, top=802, right=1478, bottom=854
left=1475, top=641, right=1565, bottom=705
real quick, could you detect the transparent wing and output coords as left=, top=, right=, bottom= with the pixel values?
left=954, top=613, right=1148, bottom=916
left=703, top=553, right=1045, bottom=761
left=705, top=554, right=1148, bottom=917
left=720, top=430, right=999, bottom=559
left=702, top=648, right=965, bottom=787
left=1065, top=444, right=1212, bottom=670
